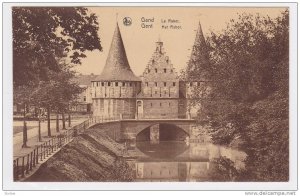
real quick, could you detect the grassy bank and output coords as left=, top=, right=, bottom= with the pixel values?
left=26, top=127, right=133, bottom=182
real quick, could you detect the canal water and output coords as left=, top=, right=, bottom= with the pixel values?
left=126, top=140, right=247, bottom=182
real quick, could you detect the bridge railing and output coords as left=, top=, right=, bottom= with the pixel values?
left=13, top=115, right=118, bottom=181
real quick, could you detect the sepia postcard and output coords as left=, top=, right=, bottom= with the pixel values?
left=2, top=2, right=298, bottom=192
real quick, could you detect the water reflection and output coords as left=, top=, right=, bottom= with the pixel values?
left=130, top=141, right=246, bottom=182
left=136, top=141, right=188, bottom=159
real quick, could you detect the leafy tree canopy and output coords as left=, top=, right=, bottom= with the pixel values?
left=186, top=10, right=289, bottom=181
left=13, top=7, right=102, bottom=86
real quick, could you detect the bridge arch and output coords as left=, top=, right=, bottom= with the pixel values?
left=120, top=119, right=195, bottom=141
left=136, top=123, right=189, bottom=142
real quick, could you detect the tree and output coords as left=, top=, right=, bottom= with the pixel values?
left=32, top=64, right=83, bottom=136
left=209, top=157, right=239, bottom=181
left=13, top=7, right=102, bottom=87
left=13, top=7, right=101, bottom=143
left=186, top=10, right=289, bottom=181
left=14, top=84, right=37, bottom=147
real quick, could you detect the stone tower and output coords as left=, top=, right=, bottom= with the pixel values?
left=181, top=21, right=211, bottom=117
left=137, top=39, right=180, bottom=119
left=91, top=23, right=141, bottom=118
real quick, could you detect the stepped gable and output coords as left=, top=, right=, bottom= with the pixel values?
left=95, top=23, right=141, bottom=82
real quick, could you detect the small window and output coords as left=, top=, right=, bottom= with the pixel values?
left=101, top=82, right=104, bottom=86
left=164, top=82, right=167, bottom=87
left=190, top=82, right=193, bottom=87
left=160, top=103, right=162, bottom=107
left=169, top=102, right=171, bottom=107
left=129, top=83, right=132, bottom=87
left=155, top=68, right=158, bottom=73
left=171, top=69, right=173, bottom=73
left=173, top=82, right=176, bottom=86
left=108, top=82, right=111, bottom=86
left=148, top=69, right=150, bottom=73
left=115, top=82, right=118, bottom=86
left=122, top=82, right=125, bottom=87
left=96, top=82, right=99, bottom=87
left=146, top=82, right=148, bottom=87
left=83, top=96, right=86, bottom=102
left=155, top=82, right=158, bottom=87
left=164, top=68, right=167, bottom=73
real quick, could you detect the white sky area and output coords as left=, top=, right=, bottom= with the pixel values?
left=74, top=7, right=286, bottom=76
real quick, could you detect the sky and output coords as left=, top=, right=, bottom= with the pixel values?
left=74, top=7, right=287, bottom=76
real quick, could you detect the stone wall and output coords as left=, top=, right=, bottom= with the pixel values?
left=92, top=98, right=137, bottom=118
left=140, top=99, right=179, bottom=119
left=91, top=81, right=141, bottom=98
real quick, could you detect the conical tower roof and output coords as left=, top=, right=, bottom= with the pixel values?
left=194, top=21, right=207, bottom=50
left=95, top=23, right=141, bottom=81
left=187, top=21, right=210, bottom=81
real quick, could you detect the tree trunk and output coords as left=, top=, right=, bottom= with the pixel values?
left=68, top=112, right=71, bottom=127
left=22, top=103, right=28, bottom=148
left=38, top=118, right=42, bottom=142
left=62, top=111, right=66, bottom=130
left=56, top=112, right=59, bottom=132
left=47, top=107, right=51, bottom=137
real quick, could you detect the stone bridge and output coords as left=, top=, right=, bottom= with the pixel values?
left=119, top=119, right=196, bottom=142
left=90, top=118, right=197, bottom=143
